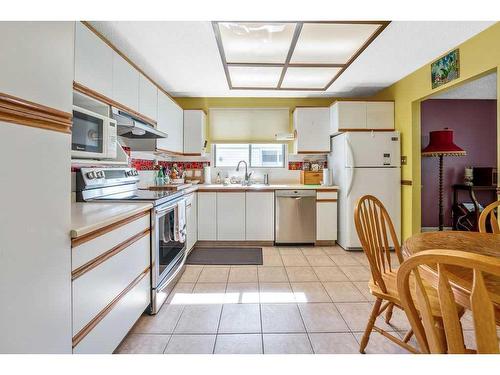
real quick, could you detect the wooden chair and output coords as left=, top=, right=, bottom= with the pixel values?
left=354, top=195, right=416, bottom=353
left=397, top=250, right=500, bottom=353
left=478, top=200, right=500, bottom=234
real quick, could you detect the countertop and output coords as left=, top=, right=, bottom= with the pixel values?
left=71, top=202, right=153, bottom=239
left=181, top=184, right=338, bottom=192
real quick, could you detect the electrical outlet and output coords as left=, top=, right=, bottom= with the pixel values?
left=401, top=156, right=407, bottom=165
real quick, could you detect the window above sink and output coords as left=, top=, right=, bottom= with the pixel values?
left=213, top=143, right=286, bottom=168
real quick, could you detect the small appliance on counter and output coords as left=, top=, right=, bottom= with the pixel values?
left=75, top=167, right=187, bottom=315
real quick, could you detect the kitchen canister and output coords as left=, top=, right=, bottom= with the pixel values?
left=203, top=166, right=211, bottom=184
left=322, top=168, right=332, bottom=186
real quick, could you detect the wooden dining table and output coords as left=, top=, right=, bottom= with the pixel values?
left=402, top=231, right=500, bottom=324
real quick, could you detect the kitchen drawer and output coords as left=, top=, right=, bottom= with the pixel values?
left=72, top=212, right=150, bottom=270
left=317, top=191, right=338, bottom=200
left=73, top=270, right=150, bottom=354
left=72, top=233, right=150, bottom=336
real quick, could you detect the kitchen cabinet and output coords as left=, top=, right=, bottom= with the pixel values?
left=186, top=192, right=198, bottom=252
left=112, top=51, right=140, bottom=112
left=198, top=192, right=217, bottom=240
left=0, top=21, right=74, bottom=113
left=245, top=192, right=274, bottom=240
left=183, top=110, right=206, bottom=155
left=157, top=91, right=184, bottom=153
left=138, top=74, right=158, bottom=121
left=217, top=193, right=246, bottom=240
left=316, top=191, right=338, bottom=242
left=366, top=102, right=394, bottom=129
left=74, top=22, right=113, bottom=99
left=330, top=101, right=394, bottom=134
left=71, top=210, right=151, bottom=354
left=293, top=107, right=330, bottom=153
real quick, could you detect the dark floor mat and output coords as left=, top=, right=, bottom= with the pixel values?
left=186, top=247, right=263, bottom=265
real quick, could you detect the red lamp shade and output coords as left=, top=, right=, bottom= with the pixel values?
left=422, top=128, right=466, bottom=157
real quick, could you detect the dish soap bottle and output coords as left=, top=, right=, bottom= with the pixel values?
left=215, top=172, right=221, bottom=184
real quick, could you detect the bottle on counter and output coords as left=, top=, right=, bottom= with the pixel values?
left=215, top=172, right=221, bottom=184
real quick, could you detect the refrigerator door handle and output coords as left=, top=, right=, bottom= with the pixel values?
left=346, top=136, right=355, bottom=168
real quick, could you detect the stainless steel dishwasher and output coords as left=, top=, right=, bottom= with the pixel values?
left=275, top=190, right=316, bottom=244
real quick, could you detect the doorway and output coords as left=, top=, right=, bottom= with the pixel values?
left=420, top=72, right=498, bottom=232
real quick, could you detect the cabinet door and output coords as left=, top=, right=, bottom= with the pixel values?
left=183, top=110, right=206, bottom=155
left=75, top=22, right=113, bottom=99
left=0, top=21, right=74, bottom=112
left=217, top=193, right=245, bottom=240
left=186, top=193, right=198, bottom=252
left=335, top=102, right=367, bottom=130
left=316, top=201, right=337, bottom=241
left=366, top=102, right=394, bottom=130
left=112, top=52, right=139, bottom=112
left=294, top=107, right=330, bottom=153
left=197, top=192, right=217, bottom=240
left=138, top=74, right=158, bottom=121
left=157, top=92, right=184, bottom=153
left=245, top=192, right=274, bottom=240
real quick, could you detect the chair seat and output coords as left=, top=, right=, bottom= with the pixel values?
left=368, top=270, right=464, bottom=317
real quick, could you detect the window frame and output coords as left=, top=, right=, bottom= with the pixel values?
left=213, top=143, right=287, bottom=169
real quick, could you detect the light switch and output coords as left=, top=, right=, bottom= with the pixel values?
left=401, top=156, right=407, bottom=165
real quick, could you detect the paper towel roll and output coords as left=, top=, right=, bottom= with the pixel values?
left=203, top=166, right=211, bottom=184
left=322, top=169, right=331, bottom=186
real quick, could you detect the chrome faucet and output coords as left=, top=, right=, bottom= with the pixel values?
left=236, top=160, right=253, bottom=186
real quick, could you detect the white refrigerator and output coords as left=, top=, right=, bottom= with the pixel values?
left=328, top=131, right=401, bottom=250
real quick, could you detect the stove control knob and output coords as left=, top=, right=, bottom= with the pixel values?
left=126, top=170, right=134, bottom=176
left=86, top=171, right=96, bottom=180
left=97, top=171, right=105, bottom=178
left=133, top=170, right=138, bottom=176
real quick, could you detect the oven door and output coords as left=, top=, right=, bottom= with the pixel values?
left=151, top=198, right=186, bottom=304
left=71, top=106, right=109, bottom=159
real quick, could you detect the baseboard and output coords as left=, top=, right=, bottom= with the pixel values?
left=421, top=227, right=453, bottom=232
left=315, top=240, right=337, bottom=246
left=195, top=240, right=274, bottom=247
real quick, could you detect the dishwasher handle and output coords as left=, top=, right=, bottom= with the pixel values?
left=275, top=190, right=316, bottom=198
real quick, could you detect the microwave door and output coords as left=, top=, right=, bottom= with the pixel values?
left=72, top=110, right=105, bottom=159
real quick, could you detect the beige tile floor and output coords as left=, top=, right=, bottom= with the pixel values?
left=115, top=245, right=483, bottom=354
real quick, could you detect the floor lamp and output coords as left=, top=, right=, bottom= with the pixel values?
left=422, top=128, right=466, bottom=231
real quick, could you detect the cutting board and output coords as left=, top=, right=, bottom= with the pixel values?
left=142, top=183, right=192, bottom=191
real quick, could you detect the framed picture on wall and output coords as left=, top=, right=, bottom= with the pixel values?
left=431, top=49, right=460, bottom=89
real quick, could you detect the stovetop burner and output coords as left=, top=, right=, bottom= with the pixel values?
left=91, top=188, right=184, bottom=206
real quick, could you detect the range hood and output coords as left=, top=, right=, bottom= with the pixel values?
left=112, top=107, right=168, bottom=139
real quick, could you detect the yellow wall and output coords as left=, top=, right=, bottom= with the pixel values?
left=370, top=22, right=500, bottom=240
left=174, top=97, right=337, bottom=147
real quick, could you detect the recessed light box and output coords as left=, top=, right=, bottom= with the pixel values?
left=229, top=66, right=282, bottom=88
left=218, top=22, right=296, bottom=63
left=281, top=67, right=342, bottom=89
left=291, top=23, right=382, bottom=64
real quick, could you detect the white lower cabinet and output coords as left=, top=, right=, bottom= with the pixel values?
left=246, top=192, right=274, bottom=240
left=198, top=192, right=217, bottom=240
left=73, top=273, right=150, bottom=354
left=186, top=192, right=198, bottom=252
left=71, top=211, right=151, bottom=354
left=217, top=193, right=246, bottom=240
left=316, top=191, right=338, bottom=241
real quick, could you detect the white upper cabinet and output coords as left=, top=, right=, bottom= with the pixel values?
left=293, top=107, right=330, bottom=153
left=217, top=193, right=246, bottom=240
left=112, top=52, right=139, bottom=112
left=138, top=74, right=158, bottom=121
left=74, top=22, right=113, bottom=98
left=245, top=192, right=274, bottom=241
left=330, top=101, right=394, bottom=134
left=0, top=21, right=74, bottom=112
left=366, top=102, right=394, bottom=129
left=157, top=91, right=184, bottom=153
left=183, top=110, right=206, bottom=155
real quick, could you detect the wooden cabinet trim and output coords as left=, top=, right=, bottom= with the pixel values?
left=72, top=210, right=150, bottom=247
left=73, top=82, right=156, bottom=127
left=297, top=151, right=330, bottom=154
left=72, top=229, right=150, bottom=281
left=0, top=91, right=72, bottom=134
left=316, top=188, right=338, bottom=192
left=72, top=266, right=150, bottom=348
left=80, top=22, right=182, bottom=110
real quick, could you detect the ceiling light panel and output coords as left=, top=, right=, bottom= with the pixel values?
left=229, top=66, right=283, bottom=88
left=218, top=22, right=297, bottom=63
left=291, top=23, right=382, bottom=64
left=281, top=67, right=342, bottom=89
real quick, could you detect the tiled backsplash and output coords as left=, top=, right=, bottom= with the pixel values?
left=130, top=159, right=210, bottom=171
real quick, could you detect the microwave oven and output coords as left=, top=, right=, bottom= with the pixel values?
left=71, top=105, right=117, bottom=159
